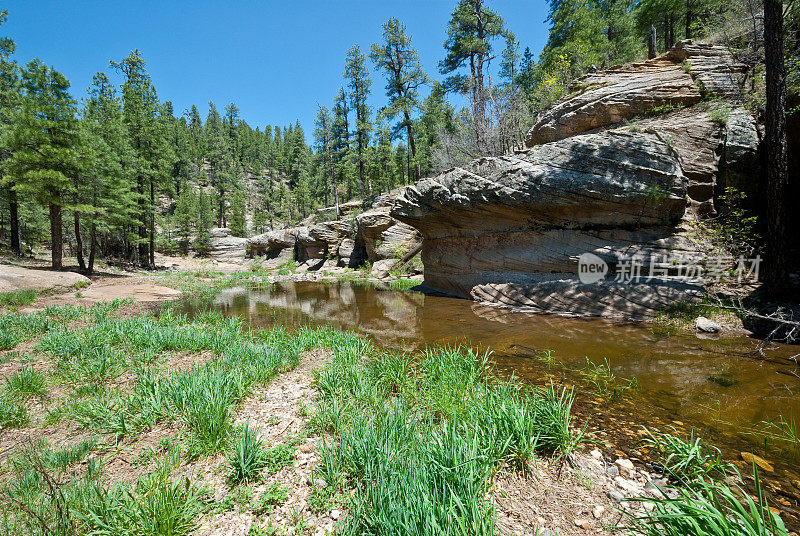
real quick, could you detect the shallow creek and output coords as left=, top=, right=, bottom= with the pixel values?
left=176, top=280, right=800, bottom=518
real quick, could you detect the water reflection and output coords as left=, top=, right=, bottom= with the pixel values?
left=180, top=280, right=800, bottom=435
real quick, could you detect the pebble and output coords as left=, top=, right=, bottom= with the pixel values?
left=695, top=316, right=721, bottom=333
left=606, top=465, right=619, bottom=477
left=607, top=490, right=625, bottom=502
left=590, top=449, right=603, bottom=459
left=615, top=476, right=640, bottom=493
left=314, top=478, right=327, bottom=488
left=574, top=519, right=591, bottom=530
left=330, top=509, right=340, bottom=520
left=741, top=452, right=775, bottom=472
left=615, top=458, right=635, bottom=472
left=592, top=505, right=605, bottom=518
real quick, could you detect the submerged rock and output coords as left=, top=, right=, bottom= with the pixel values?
left=695, top=316, right=722, bottom=333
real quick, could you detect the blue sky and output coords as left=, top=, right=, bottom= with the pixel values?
left=3, top=0, right=550, bottom=135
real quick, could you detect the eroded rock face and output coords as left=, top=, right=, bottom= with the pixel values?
left=392, top=130, right=706, bottom=318
left=356, top=206, right=420, bottom=262
left=394, top=130, right=688, bottom=238
left=524, top=58, right=701, bottom=147
left=247, top=193, right=418, bottom=270
left=524, top=41, right=743, bottom=148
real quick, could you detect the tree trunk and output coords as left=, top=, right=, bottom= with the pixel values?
left=49, top=201, right=63, bottom=270
left=763, top=0, right=790, bottom=296
left=648, top=26, right=657, bottom=59
left=404, top=112, right=422, bottom=182
left=8, top=185, right=20, bottom=256
left=149, top=181, right=155, bottom=269
left=87, top=222, right=96, bottom=275
left=74, top=212, right=86, bottom=272
left=685, top=0, right=693, bottom=39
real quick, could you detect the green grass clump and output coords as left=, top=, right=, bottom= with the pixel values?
left=0, top=289, right=37, bottom=310
left=0, top=397, right=28, bottom=428
left=311, top=338, right=584, bottom=535
left=640, top=427, right=733, bottom=481
left=709, top=102, right=732, bottom=126
left=623, top=468, right=788, bottom=536
left=387, top=277, right=418, bottom=291
left=577, top=357, right=638, bottom=399
left=81, top=474, right=208, bottom=536
left=228, top=422, right=266, bottom=484
left=5, top=367, right=47, bottom=400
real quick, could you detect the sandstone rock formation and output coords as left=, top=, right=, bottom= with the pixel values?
left=206, top=228, right=248, bottom=262
left=392, top=41, right=756, bottom=319
left=247, top=193, right=420, bottom=273
left=524, top=40, right=746, bottom=148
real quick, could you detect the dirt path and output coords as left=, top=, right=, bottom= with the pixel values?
left=0, top=253, right=248, bottom=313
left=189, top=348, right=336, bottom=536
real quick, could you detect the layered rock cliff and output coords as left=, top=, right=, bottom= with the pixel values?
left=391, top=41, right=761, bottom=319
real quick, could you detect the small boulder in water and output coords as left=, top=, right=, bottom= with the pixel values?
left=695, top=316, right=721, bottom=333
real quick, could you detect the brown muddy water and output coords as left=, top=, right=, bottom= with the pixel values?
left=177, top=280, right=800, bottom=519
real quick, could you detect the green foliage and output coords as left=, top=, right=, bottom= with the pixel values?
left=253, top=482, right=288, bottom=514
left=5, top=366, right=47, bottom=400
left=311, top=336, right=584, bottom=535
left=0, top=397, right=27, bottom=428
left=577, top=357, right=638, bottom=399
left=262, top=441, right=297, bottom=474
left=709, top=102, right=732, bottom=126
left=706, top=187, right=760, bottom=257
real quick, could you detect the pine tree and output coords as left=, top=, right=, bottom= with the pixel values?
left=0, top=10, right=21, bottom=256
left=4, top=59, right=84, bottom=269
left=417, top=81, right=456, bottom=175
left=173, top=179, right=196, bottom=254
left=81, top=72, right=137, bottom=273
left=205, top=101, right=236, bottom=227
left=314, top=105, right=338, bottom=214
left=344, top=45, right=372, bottom=198
left=229, top=186, right=247, bottom=237
left=440, top=0, right=505, bottom=149
left=370, top=18, right=428, bottom=182
left=112, top=50, right=169, bottom=268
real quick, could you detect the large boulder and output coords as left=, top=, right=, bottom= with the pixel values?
left=395, top=130, right=687, bottom=238
left=207, top=229, right=248, bottom=262
left=719, top=107, right=761, bottom=205
left=524, top=41, right=744, bottom=148
left=392, top=130, right=705, bottom=319
left=524, top=58, right=701, bottom=147
left=247, top=227, right=299, bottom=261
